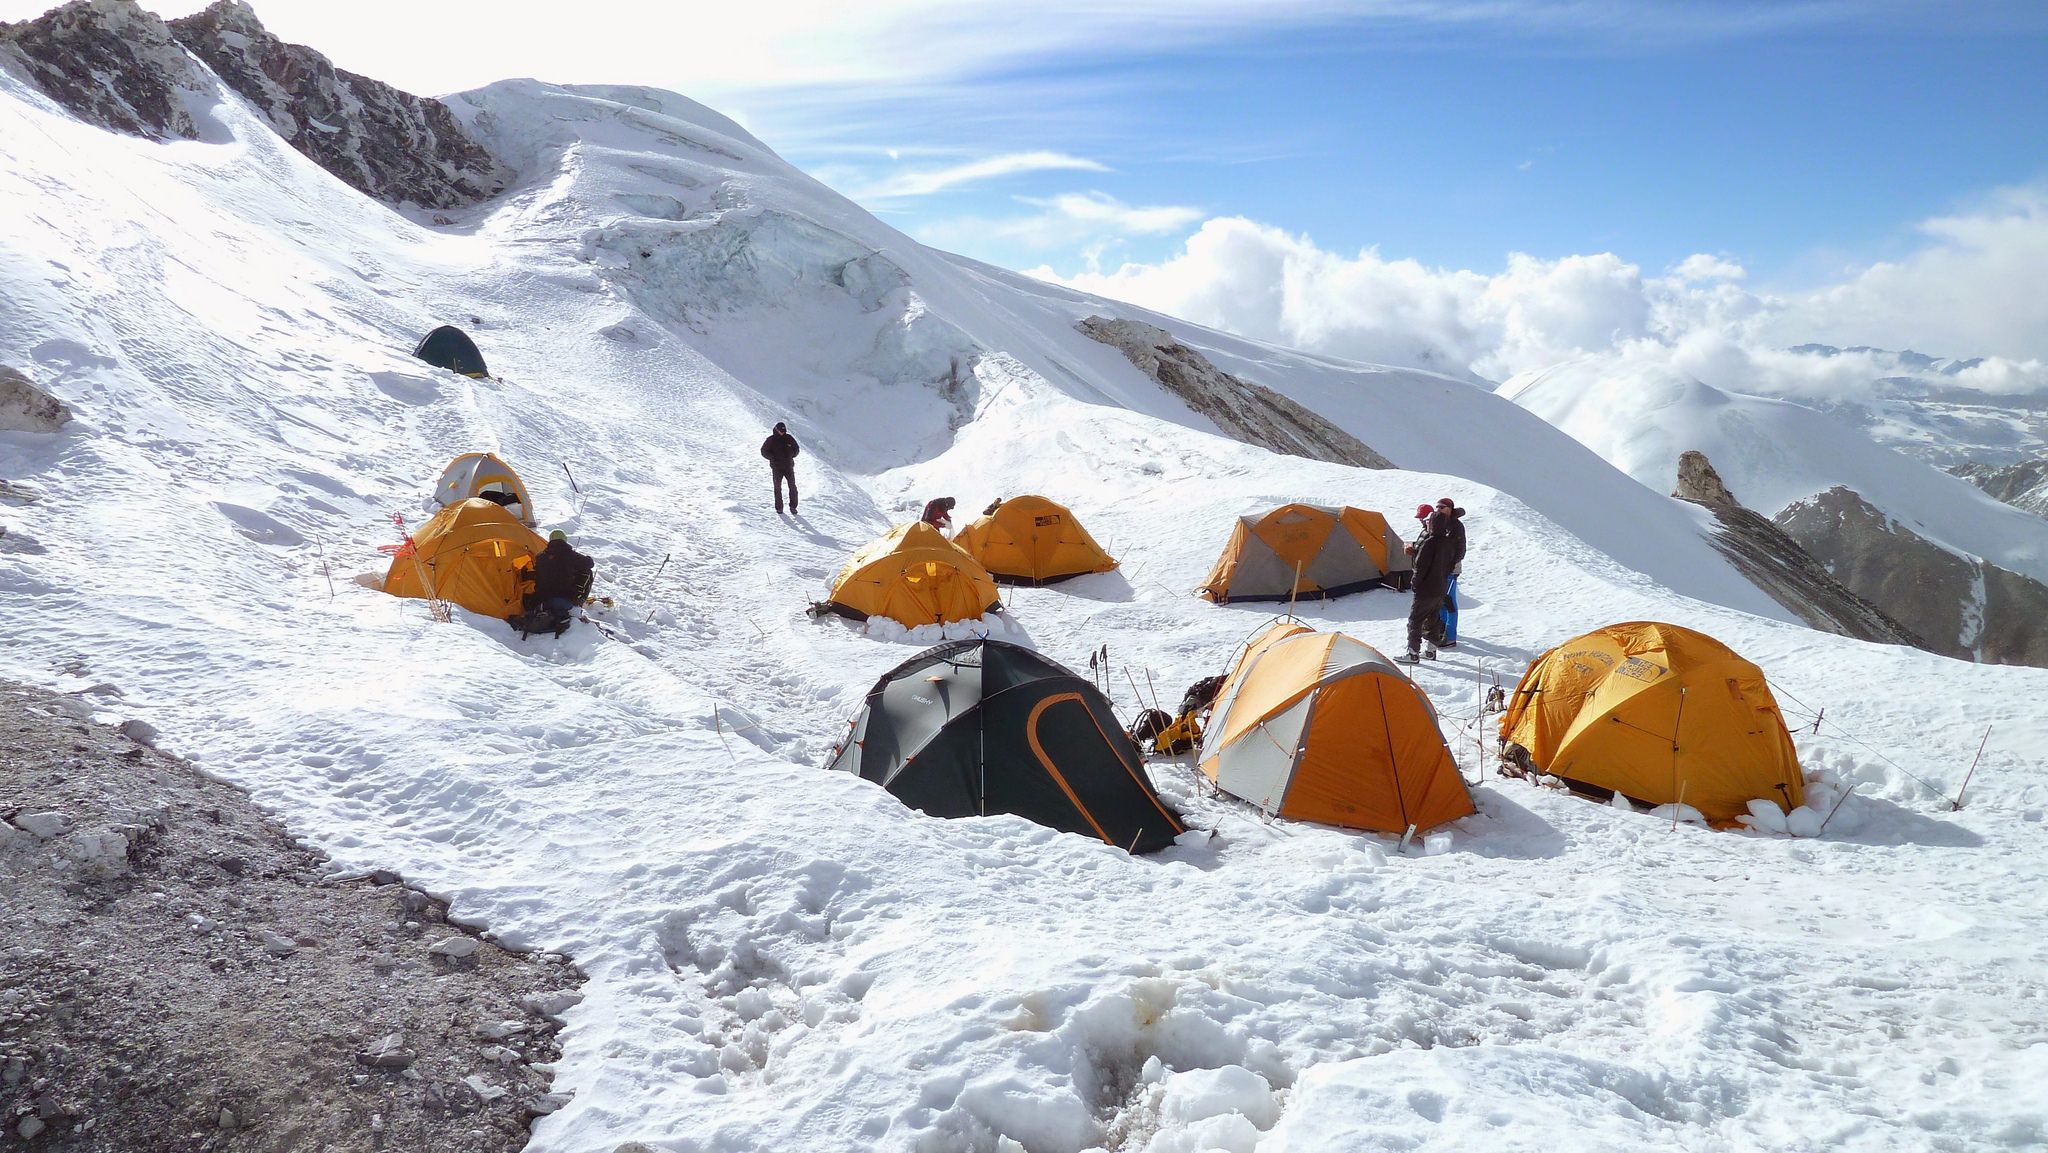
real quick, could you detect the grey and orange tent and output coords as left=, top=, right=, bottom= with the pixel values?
left=1199, top=504, right=1411, bottom=603
left=1498, top=621, right=1803, bottom=823
left=1199, top=621, right=1473, bottom=834
left=953, top=495, right=1117, bottom=586
left=827, top=638, right=1184, bottom=852
left=382, top=498, right=547, bottom=620
left=821, top=522, right=1002, bottom=628
left=432, top=452, right=535, bottom=526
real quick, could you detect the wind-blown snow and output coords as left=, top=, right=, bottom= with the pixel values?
left=3, top=61, right=2046, bottom=1153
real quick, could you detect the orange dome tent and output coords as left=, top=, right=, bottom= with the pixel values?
left=822, top=522, right=1002, bottom=628
left=1498, top=621, right=1804, bottom=822
left=953, top=495, right=1117, bottom=586
left=1199, top=504, right=1411, bottom=603
left=1198, top=622, right=1473, bottom=834
left=382, top=498, right=548, bottom=620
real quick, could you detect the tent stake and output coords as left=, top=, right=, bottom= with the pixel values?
left=1819, top=781, right=1862, bottom=834
left=1952, top=724, right=1992, bottom=810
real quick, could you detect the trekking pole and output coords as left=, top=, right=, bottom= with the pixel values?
left=1952, top=724, right=1992, bottom=810
left=316, top=541, right=336, bottom=601
left=561, top=461, right=582, bottom=494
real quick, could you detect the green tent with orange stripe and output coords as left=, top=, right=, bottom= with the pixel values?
left=826, top=639, right=1184, bottom=853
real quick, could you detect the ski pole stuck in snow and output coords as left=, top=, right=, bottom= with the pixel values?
left=1952, top=724, right=1992, bottom=810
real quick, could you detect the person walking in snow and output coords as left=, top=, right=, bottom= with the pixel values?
left=920, top=496, right=956, bottom=532
left=1435, top=499, right=1467, bottom=648
left=1400, top=501, right=1458, bottom=663
left=761, top=421, right=800, bottom=515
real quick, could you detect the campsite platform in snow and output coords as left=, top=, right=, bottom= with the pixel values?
left=3, top=55, right=2047, bottom=1153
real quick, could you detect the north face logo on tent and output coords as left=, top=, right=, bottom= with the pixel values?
left=1034, top=514, right=1061, bottom=526
left=1615, top=657, right=1668, bottom=682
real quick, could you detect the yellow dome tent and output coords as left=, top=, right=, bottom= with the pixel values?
left=1497, top=621, right=1804, bottom=822
left=432, top=452, right=535, bottom=527
left=1199, top=621, right=1474, bottom=834
left=952, top=495, right=1118, bottom=586
left=823, top=522, right=1002, bottom=627
left=1199, top=504, right=1411, bottom=603
left=382, top=498, right=548, bottom=620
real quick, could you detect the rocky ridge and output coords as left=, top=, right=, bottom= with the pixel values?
left=1079, top=316, right=1396, bottom=471
left=0, top=0, right=501, bottom=209
left=1775, top=487, right=2048, bottom=667
left=1950, top=457, right=2048, bottom=518
left=1669, top=451, right=1920, bottom=648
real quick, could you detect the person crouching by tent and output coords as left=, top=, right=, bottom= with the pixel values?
left=1434, top=498, right=1467, bottom=648
left=1399, top=503, right=1457, bottom=663
left=921, top=496, right=956, bottom=532
left=514, top=530, right=594, bottom=637
left=761, top=421, right=800, bottom=515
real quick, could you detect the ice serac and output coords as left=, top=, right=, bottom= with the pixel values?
left=0, top=0, right=213, bottom=141
left=1776, top=486, right=2048, bottom=666
left=1951, top=458, right=2048, bottom=518
left=1078, top=316, right=1395, bottom=470
left=1671, top=451, right=1918, bottom=647
left=168, top=1, right=501, bottom=208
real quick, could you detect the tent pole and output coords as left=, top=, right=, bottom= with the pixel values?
left=1669, top=686, right=1689, bottom=820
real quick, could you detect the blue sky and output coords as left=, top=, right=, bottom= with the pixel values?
left=764, top=14, right=2048, bottom=285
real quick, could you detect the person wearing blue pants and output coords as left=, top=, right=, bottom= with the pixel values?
left=1435, top=500, right=1466, bottom=648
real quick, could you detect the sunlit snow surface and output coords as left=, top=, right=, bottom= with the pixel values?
left=3, top=70, right=2046, bottom=1153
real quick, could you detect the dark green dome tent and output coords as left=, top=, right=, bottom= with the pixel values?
left=413, top=325, right=490, bottom=378
left=827, top=639, right=1185, bottom=853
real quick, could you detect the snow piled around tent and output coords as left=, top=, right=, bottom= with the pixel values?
left=4, top=62, right=2048, bottom=1153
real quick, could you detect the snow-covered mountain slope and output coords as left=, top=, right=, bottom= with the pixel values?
left=5, top=41, right=2048, bottom=1153
left=1501, top=358, right=2048, bottom=586
left=1779, top=344, right=2048, bottom=469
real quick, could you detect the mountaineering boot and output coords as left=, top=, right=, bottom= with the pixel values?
left=1425, top=643, right=1439, bottom=660
left=1396, top=650, right=1421, bottom=665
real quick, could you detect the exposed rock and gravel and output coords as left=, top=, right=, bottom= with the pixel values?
left=0, top=0, right=501, bottom=209
left=1079, top=316, right=1397, bottom=470
left=0, top=681, right=581, bottom=1151
left=1776, top=485, right=2048, bottom=667
left=1669, top=450, right=1920, bottom=648
left=0, top=367, right=69, bottom=434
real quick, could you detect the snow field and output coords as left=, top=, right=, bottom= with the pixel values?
left=3, top=67, right=2047, bottom=1152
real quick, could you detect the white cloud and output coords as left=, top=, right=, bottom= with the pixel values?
left=1673, top=253, right=1747, bottom=282
left=847, top=152, right=1109, bottom=200
left=1040, top=183, right=2048, bottom=397
left=921, top=191, right=1203, bottom=259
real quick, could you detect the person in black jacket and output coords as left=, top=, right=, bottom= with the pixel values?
left=518, top=530, right=594, bottom=636
left=761, top=422, right=800, bottom=514
left=1434, top=499, right=1467, bottom=647
left=1400, top=503, right=1459, bottom=663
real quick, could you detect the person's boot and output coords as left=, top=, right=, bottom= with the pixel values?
left=1396, top=650, right=1421, bottom=665
left=1424, top=643, right=1439, bottom=660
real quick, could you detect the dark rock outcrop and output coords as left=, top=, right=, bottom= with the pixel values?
left=1776, top=485, right=2048, bottom=667
left=169, top=1, right=502, bottom=208
left=1669, top=452, right=1920, bottom=647
left=1, top=0, right=500, bottom=208
left=1080, top=316, right=1395, bottom=470
left=0, top=366, right=71, bottom=432
left=1950, top=458, right=2048, bottom=518
left=0, top=0, right=212, bottom=140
